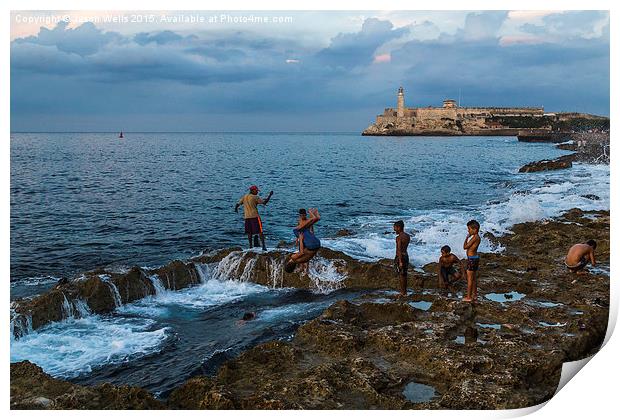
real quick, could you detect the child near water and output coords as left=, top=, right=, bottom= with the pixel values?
left=437, top=245, right=464, bottom=289
left=463, top=220, right=481, bottom=303
left=565, top=240, right=597, bottom=273
left=285, top=208, right=321, bottom=273
left=393, top=220, right=411, bottom=298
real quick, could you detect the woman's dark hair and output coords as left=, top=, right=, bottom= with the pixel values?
left=441, top=245, right=451, bottom=253
left=586, top=239, right=597, bottom=249
left=298, top=208, right=307, bottom=215
left=285, top=260, right=297, bottom=273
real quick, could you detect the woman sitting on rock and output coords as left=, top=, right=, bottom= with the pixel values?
left=285, top=208, right=321, bottom=273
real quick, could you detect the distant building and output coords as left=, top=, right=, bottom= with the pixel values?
left=376, top=87, right=545, bottom=124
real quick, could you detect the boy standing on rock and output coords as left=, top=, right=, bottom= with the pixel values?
left=393, top=220, right=411, bottom=297
left=463, top=220, right=481, bottom=303
left=565, top=240, right=597, bottom=273
left=235, top=185, right=273, bottom=251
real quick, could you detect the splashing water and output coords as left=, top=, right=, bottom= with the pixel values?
left=99, top=275, right=122, bottom=308
left=307, top=257, right=347, bottom=294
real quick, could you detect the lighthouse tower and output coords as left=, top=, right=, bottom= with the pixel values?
left=397, top=86, right=405, bottom=118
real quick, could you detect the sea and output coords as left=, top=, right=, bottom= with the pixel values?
left=9, top=132, right=610, bottom=396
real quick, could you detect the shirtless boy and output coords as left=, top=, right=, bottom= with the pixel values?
left=463, top=220, right=481, bottom=303
left=393, top=220, right=411, bottom=297
left=565, top=240, right=597, bottom=273
left=438, top=245, right=464, bottom=289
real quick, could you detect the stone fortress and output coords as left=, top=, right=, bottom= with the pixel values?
left=362, top=87, right=606, bottom=137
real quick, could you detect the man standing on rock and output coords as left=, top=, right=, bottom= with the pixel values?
left=235, top=185, right=273, bottom=251
left=393, top=220, right=411, bottom=297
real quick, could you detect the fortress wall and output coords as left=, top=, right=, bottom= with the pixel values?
left=415, top=108, right=458, bottom=119
left=459, top=107, right=544, bottom=116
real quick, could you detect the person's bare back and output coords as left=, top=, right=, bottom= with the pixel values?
left=393, top=220, right=410, bottom=297
left=565, top=240, right=597, bottom=272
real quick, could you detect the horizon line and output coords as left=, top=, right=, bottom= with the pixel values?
left=10, top=131, right=361, bottom=134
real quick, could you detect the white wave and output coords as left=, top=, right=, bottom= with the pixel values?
left=307, top=257, right=347, bottom=294
left=323, top=163, right=609, bottom=266
left=117, top=277, right=269, bottom=318
left=10, top=314, right=170, bottom=378
left=10, top=276, right=60, bottom=288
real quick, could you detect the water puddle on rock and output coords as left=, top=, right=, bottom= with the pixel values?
left=402, top=381, right=437, bottom=403
left=476, top=323, right=501, bottom=330
left=539, top=321, right=567, bottom=327
left=589, top=266, right=610, bottom=276
left=530, top=300, right=563, bottom=308
left=368, top=297, right=393, bottom=304
left=409, top=301, right=432, bottom=311
left=454, top=336, right=486, bottom=345
left=484, top=291, right=526, bottom=303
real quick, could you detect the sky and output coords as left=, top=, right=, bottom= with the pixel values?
left=10, top=10, right=610, bottom=132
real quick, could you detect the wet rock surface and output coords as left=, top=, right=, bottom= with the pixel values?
left=519, top=155, right=574, bottom=172
left=10, top=361, right=164, bottom=409
left=11, top=209, right=609, bottom=409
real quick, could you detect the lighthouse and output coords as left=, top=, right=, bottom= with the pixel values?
left=397, top=86, right=405, bottom=118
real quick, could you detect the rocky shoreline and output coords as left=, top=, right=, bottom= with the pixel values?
left=519, top=132, right=610, bottom=172
left=11, top=208, right=610, bottom=409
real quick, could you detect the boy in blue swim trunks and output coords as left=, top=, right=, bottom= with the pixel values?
left=438, top=245, right=464, bottom=289
left=285, top=208, right=321, bottom=273
left=463, top=220, right=481, bottom=303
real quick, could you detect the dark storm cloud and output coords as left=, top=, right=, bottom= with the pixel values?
left=315, top=18, right=408, bottom=69
left=10, top=12, right=610, bottom=131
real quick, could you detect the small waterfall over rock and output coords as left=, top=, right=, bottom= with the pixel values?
left=209, top=251, right=248, bottom=280
left=10, top=303, right=33, bottom=339
left=72, top=299, right=91, bottom=318
left=307, top=257, right=347, bottom=294
left=266, top=257, right=284, bottom=288
left=148, top=275, right=167, bottom=295
left=60, top=293, right=74, bottom=318
left=100, top=275, right=122, bottom=308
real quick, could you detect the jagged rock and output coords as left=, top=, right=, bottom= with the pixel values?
left=155, top=260, right=201, bottom=290
left=10, top=209, right=610, bottom=410
left=112, top=267, right=155, bottom=303
left=10, top=361, right=163, bottom=409
left=519, top=155, right=574, bottom=172
left=335, top=229, right=355, bottom=237
left=168, top=377, right=235, bottom=409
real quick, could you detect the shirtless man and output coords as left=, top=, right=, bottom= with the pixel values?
left=393, top=220, right=411, bottom=297
left=463, top=220, right=481, bottom=303
left=565, top=240, right=597, bottom=273
left=437, top=245, right=464, bottom=289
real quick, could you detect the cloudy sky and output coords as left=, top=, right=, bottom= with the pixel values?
left=10, top=10, right=610, bottom=132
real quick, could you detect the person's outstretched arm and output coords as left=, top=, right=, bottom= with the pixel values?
left=234, top=197, right=243, bottom=213
left=263, top=191, right=274, bottom=205
left=590, top=248, right=596, bottom=266
left=298, top=208, right=320, bottom=230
